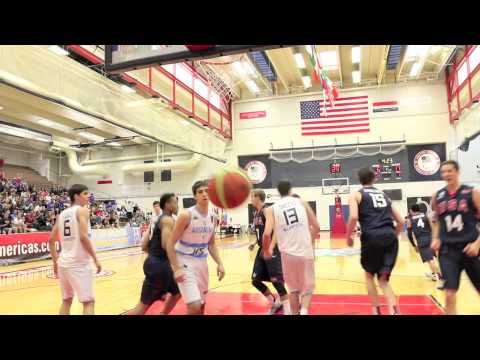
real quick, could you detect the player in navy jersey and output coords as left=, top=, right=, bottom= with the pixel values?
left=430, top=160, right=480, bottom=315
left=346, top=168, right=404, bottom=315
left=249, top=189, right=288, bottom=314
left=129, top=193, right=180, bottom=315
left=407, top=204, right=442, bottom=284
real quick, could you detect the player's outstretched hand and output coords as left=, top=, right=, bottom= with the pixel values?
left=431, top=238, right=441, bottom=252
left=217, top=263, right=225, bottom=281
left=463, top=241, right=480, bottom=257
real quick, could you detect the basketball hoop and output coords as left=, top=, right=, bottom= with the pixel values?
left=195, top=58, right=241, bottom=103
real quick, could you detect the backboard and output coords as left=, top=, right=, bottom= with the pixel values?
left=322, top=177, right=350, bottom=195
left=105, top=45, right=283, bottom=73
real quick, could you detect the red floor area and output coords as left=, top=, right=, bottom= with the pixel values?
left=139, top=292, right=444, bottom=315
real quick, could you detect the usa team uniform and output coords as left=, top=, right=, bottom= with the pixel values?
left=141, top=214, right=179, bottom=305
left=57, top=205, right=94, bottom=303
left=358, top=187, right=398, bottom=278
left=252, top=205, right=284, bottom=283
left=175, top=207, right=216, bottom=305
left=435, top=185, right=480, bottom=290
left=272, top=197, right=315, bottom=296
left=410, top=212, right=435, bottom=263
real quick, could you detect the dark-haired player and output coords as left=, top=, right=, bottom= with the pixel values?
left=346, top=168, right=404, bottom=315
left=430, top=160, right=480, bottom=315
left=129, top=193, right=180, bottom=315
left=407, top=204, right=442, bottom=283
left=167, top=180, right=225, bottom=315
left=249, top=189, right=288, bottom=314
left=49, top=184, right=101, bottom=315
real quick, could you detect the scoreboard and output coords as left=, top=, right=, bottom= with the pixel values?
left=372, top=157, right=402, bottom=180
left=330, top=162, right=341, bottom=175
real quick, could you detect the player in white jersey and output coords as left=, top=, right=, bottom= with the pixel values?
left=48, top=184, right=101, bottom=315
left=167, top=180, right=225, bottom=315
left=263, top=180, right=320, bottom=315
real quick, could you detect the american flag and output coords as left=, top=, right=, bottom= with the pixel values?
left=300, top=95, right=370, bottom=136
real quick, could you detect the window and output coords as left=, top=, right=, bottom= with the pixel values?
left=162, top=64, right=174, bottom=75
left=175, top=64, right=192, bottom=87
left=319, top=51, right=338, bottom=70
left=194, top=78, right=209, bottom=100
left=457, top=61, right=468, bottom=86
left=469, top=46, right=480, bottom=73
left=210, top=91, right=220, bottom=109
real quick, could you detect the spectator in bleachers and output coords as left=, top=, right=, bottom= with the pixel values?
left=1, top=173, right=146, bottom=233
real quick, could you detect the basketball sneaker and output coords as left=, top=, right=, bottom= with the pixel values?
left=269, top=298, right=283, bottom=315
left=425, top=272, right=437, bottom=281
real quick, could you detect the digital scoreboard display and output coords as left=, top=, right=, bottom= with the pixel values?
left=330, top=162, right=341, bottom=175
left=372, top=158, right=402, bottom=180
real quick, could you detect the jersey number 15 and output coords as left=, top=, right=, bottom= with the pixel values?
left=369, top=193, right=387, bottom=208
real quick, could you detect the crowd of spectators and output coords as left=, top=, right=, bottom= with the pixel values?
left=0, top=172, right=146, bottom=234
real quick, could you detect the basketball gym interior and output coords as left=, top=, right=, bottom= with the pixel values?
left=0, top=45, right=479, bottom=315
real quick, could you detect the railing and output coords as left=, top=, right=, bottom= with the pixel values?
left=66, top=45, right=232, bottom=139
left=446, top=45, right=480, bottom=123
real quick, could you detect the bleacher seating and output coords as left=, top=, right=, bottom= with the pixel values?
left=2, top=164, right=54, bottom=188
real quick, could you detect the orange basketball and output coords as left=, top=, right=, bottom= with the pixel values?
left=208, top=167, right=252, bottom=209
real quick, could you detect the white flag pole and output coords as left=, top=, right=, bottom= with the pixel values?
left=323, top=90, right=327, bottom=119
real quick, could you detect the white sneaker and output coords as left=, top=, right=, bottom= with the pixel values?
left=268, top=298, right=283, bottom=315
left=425, top=272, right=436, bottom=281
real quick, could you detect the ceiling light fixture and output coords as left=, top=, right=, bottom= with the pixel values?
left=405, top=45, right=431, bottom=61
left=48, top=45, right=69, bottom=56
left=409, top=62, right=421, bottom=77
left=319, top=51, right=338, bottom=69
left=294, top=53, right=306, bottom=69
left=78, top=131, right=105, bottom=142
left=233, top=61, right=246, bottom=75
left=301, top=76, right=312, bottom=88
left=121, top=84, right=136, bottom=94
left=245, top=80, right=260, bottom=93
left=352, top=70, right=361, bottom=83
left=352, top=47, right=361, bottom=64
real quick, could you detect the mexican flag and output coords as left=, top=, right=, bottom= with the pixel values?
left=306, top=45, right=339, bottom=110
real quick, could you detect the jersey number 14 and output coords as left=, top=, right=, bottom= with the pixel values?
left=445, top=214, right=464, bottom=232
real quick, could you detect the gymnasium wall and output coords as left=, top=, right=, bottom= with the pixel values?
left=0, top=145, right=59, bottom=183
left=232, top=81, right=449, bottom=153
left=226, top=81, right=452, bottom=229
left=62, top=144, right=234, bottom=211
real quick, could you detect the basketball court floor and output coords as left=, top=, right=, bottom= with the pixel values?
left=1, top=232, right=479, bottom=315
